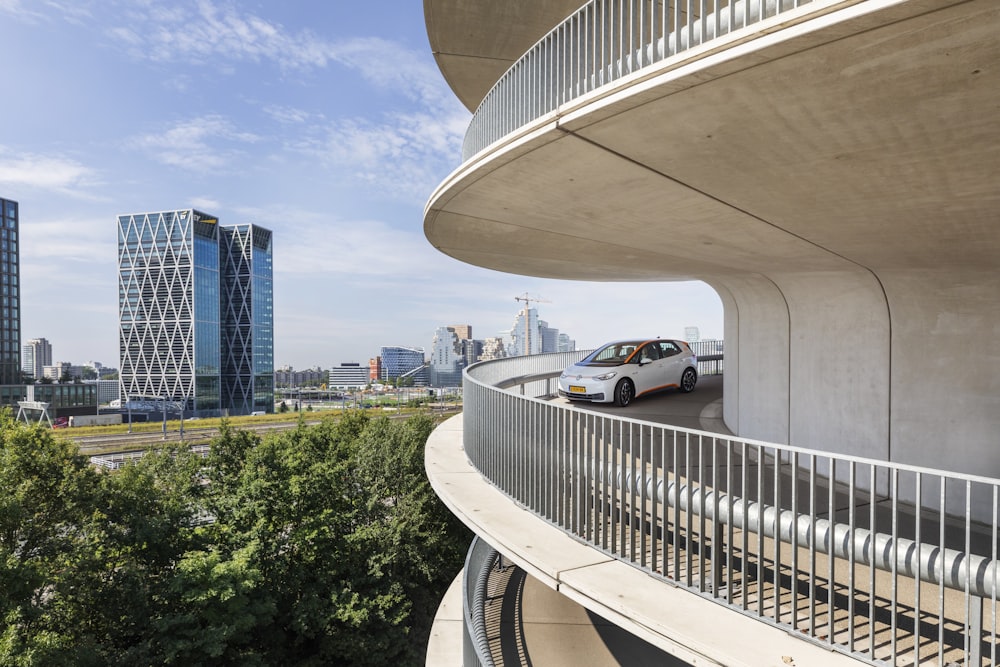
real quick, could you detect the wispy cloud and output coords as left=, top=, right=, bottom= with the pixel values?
left=126, top=115, right=261, bottom=172
left=0, top=148, right=101, bottom=197
left=106, top=0, right=331, bottom=70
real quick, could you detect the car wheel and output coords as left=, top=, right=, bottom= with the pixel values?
left=614, top=379, right=634, bottom=407
left=679, top=367, right=697, bottom=393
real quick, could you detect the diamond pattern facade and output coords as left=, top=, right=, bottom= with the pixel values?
left=118, top=210, right=273, bottom=416
left=221, top=224, right=273, bottom=415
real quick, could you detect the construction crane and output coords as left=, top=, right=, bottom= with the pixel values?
left=514, top=292, right=552, bottom=356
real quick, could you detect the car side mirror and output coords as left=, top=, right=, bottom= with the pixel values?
left=639, top=356, right=652, bottom=365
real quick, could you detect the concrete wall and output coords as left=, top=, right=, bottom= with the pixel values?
left=712, top=265, right=1000, bottom=486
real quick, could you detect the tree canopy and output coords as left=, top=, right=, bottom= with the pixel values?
left=0, top=410, right=469, bottom=666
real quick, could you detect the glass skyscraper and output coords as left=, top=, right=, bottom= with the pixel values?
left=118, top=209, right=273, bottom=416
left=0, top=197, right=19, bottom=388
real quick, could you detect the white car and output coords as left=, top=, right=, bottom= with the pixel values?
left=558, top=339, right=698, bottom=407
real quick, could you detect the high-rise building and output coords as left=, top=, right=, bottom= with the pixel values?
left=430, top=326, right=464, bottom=387
left=509, top=307, right=540, bottom=356
left=118, top=209, right=273, bottom=416
left=220, top=224, right=274, bottom=415
left=556, top=333, right=575, bottom=353
left=0, top=197, right=20, bottom=388
left=22, top=337, right=52, bottom=380
left=539, top=320, right=559, bottom=353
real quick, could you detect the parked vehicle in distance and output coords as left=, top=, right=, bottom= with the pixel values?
left=558, top=338, right=698, bottom=407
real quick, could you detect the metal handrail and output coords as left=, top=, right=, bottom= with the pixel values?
left=463, top=0, right=821, bottom=159
left=462, top=535, right=499, bottom=667
left=461, top=353, right=1000, bottom=665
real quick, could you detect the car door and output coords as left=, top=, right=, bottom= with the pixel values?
left=657, top=341, right=686, bottom=386
left=634, top=342, right=665, bottom=396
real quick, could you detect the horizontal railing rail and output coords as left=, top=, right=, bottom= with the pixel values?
left=462, top=354, right=1000, bottom=666
left=464, top=0, right=821, bottom=159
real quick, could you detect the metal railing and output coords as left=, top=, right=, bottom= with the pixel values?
left=462, top=354, right=1000, bottom=665
left=464, top=0, right=818, bottom=159
left=463, top=536, right=500, bottom=667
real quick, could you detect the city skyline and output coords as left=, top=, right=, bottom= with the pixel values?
left=1, top=2, right=723, bottom=370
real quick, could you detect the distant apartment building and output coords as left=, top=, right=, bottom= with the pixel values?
left=430, top=327, right=464, bottom=387
left=380, top=346, right=427, bottom=385
left=329, top=363, right=368, bottom=389
left=42, top=362, right=81, bottom=381
left=118, top=209, right=274, bottom=416
left=480, top=337, right=507, bottom=361
left=274, top=366, right=327, bottom=387
left=685, top=326, right=701, bottom=343
left=368, top=357, right=382, bottom=382
left=557, top=333, right=575, bottom=353
left=0, top=197, right=20, bottom=398
left=22, top=337, right=52, bottom=380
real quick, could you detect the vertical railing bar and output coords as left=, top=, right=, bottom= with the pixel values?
left=596, top=413, right=605, bottom=551
left=726, top=438, right=734, bottom=602
left=610, top=416, right=619, bottom=554
left=847, top=461, right=856, bottom=653
left=827, top=458, right=835, bottom=646
left=963, top=479, right=972, bottom=666
left=741, top=440, right=749, bottom=612
left=790, top=451, right=799, bottom=632
left=992, top=484, right=998, bottom=667
left=868, top=463, right=876, bottom=658
left=587, top=412, right=595, bottom=543
left=685, top=431, right=693, bottom=588
left=938, top=477, right=946, bottom=665
left=630, top=420, right=638, bottom=564
left=711, top=435, right=720, bottom=596
left=643, top=425, right=650, bottom=569
left=890, top=467, right=899, bottom=665
left=771, top=447, right=781, bottom=623
left=757, top=442, right=764, bottom=619
left=651, top=424, right=660, bottom=575
left=673, top=428, right=681, bottom=582
left=808, top=453, right=816, bottom=638
left=699, top=432, right=707, bottom=593
left=661, top=425, right=669, bottom=578
left=913, top=471, right=922, bottom=661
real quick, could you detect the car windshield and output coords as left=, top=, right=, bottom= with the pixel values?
left=581, top=341, right=643, bottom=365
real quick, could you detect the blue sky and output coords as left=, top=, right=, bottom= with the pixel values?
left=0, top=0, right=722, bottom=369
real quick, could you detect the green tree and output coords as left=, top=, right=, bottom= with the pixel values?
left=0, top=411, right=102, bottom=665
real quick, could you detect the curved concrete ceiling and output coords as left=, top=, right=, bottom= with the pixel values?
left=425, top=0, right=1000, bottom=282
left=423, top=0, right=583, bottom=112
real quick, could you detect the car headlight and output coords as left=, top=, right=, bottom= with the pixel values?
left=593, top=371, right=618, bottom=381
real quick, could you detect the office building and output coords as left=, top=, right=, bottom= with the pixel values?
left=379, top=346, right=426, bottom=384
left=422, top=1, right=1000, bottom=665
left=539, top=320, right=559, bottom=354
left=0, top=197, right=19, bottom=389
left=556, top=333, right=575, bottom=353
left=329, top=363, right=368, bottom=390
left=118, top=209, right=273, bottom=416
left=220, top=224, right=274, bottom=415
left=22, top=337, right=51, bottom=380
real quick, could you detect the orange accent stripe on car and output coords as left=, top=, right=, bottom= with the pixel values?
left=637, top=383, right=678, bottom=397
